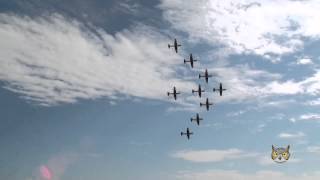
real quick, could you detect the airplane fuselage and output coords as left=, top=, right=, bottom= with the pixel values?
left=191, top=113, right=202, bottom=125
left=168, top=86, right=180, bottom=100
left=174, top=39, right=178, bottom=53
left=214, top=83, right=226, bottom=96
left=200, top=98, right=212, bottom=111
left=184, top=53, right=197, bottom=68
left=168, top=39, right=181, bottom=53
left=181, top=128, right=193, bottom=140
left=199, top=69, right=211, bottom=83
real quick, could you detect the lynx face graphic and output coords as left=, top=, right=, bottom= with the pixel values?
left=271, top=145, right=290, bottom=163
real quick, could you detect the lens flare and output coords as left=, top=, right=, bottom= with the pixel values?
left=40, top=165, right=52, bottom=180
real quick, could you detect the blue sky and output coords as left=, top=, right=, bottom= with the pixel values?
left=1, top=0, right=320, bottom=180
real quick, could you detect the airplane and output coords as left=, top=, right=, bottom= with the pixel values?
left=191, top=113, right=203, bottom=126
left=200, top=98, right=213, bottom=111
left=199, top=69, right=212, bottom=83
left=192, top=84, right=205, bottom=98
left=213, top=83, right=227, bottom=96
left=181, top=127, right=193, bottom=140
left=167, top=86, right=180, bottom=100
left=168, top=38, right=181, bottom=53
left=184, top=53, right=198, bottom=68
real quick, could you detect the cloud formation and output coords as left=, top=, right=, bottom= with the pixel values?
left=0, top=14, right=194, bottom=106
left=278, top=132, right=306, bottom=139
left=300, top=114, right=320, bottom=121
left=160, top=0, right=320, bottom=56
left=172, top=149, right=257, bottom=163
left=296, top=57, right=313, bottom=65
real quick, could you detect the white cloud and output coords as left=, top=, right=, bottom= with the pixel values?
left=278, top=132, right=306, bottom=139
left=160, top=0, right=320, bottom=56
left=264, top=81, right=303, bottom=95
left=0, top=14, right=195, bottom=106
left=227, top=110, right=246, bottom=117
left=204, top=65, right=281, bottom=103
left=1, top=13, right=319, bottom=107
left=300, top=114, right=320, bottom=121
left=259, top=69, right=320, bottom=97
left=172, top=149, right=257, bottom=163
left=297, top=57, right=313, bottom=65
left=176, top=170, right=320, bottom=180
left=289, top=117, right=297, bottom=123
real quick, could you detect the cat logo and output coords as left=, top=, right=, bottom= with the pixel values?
left=271, top=145, right=291, bottom=163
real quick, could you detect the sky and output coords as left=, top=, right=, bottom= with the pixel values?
left=1, top=0, right=320, bottom=179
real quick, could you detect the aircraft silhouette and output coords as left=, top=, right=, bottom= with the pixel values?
left=184, top=53, right=198, bottom=68
left=167, top=86, right=180, bottom=100
left=199, top=69, right=212, bottom=83
left=213, top=83, right=226, bottom=96
left=200, top=98, right=213, bottom=111
left=192, top=84, right=205, bottom=98
left=191, top=113, right=203, bottom=126
left=168, top=39, right=181, bottom=53
left=181, top=128, right=193, bottom=140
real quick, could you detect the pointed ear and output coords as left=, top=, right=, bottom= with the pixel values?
left=287, top=145, right=290, bottom=151
left=272, top=145, right=275, bottom=151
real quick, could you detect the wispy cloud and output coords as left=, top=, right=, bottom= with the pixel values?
left=278, top=132, right=306, bottom=139
left=160, top=0, right=320, bottom=57
left=0, top=13, right=195, bottom=106
left=172, top=149, right=257, bottom=163
left=300, top=114, right=320, bottom=121
left=263, top=81, right=303, bottom=95
left=296, top=57, right=313, bottom=65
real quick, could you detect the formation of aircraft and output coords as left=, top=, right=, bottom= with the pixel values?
left=168, top=38, right=181, bottom=53
left=167, top=86, right=180, bottom=100
left=181, top=128, right=193, bottom=140
left=200, top=98, right=213, bottom=111
left=199, top=69, right=212, bottom=83
left=167, top=38, right=227, bottom=140
left=191, top=113, right=203, bottom=126
left=213, top=83, right=226, bottom=96
left=192, top=84, right=205, bottom=98
left=184, top=53, right=198, bottom=68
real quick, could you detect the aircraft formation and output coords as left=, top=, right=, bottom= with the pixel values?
left=167, top=38, right=227, bottom=140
